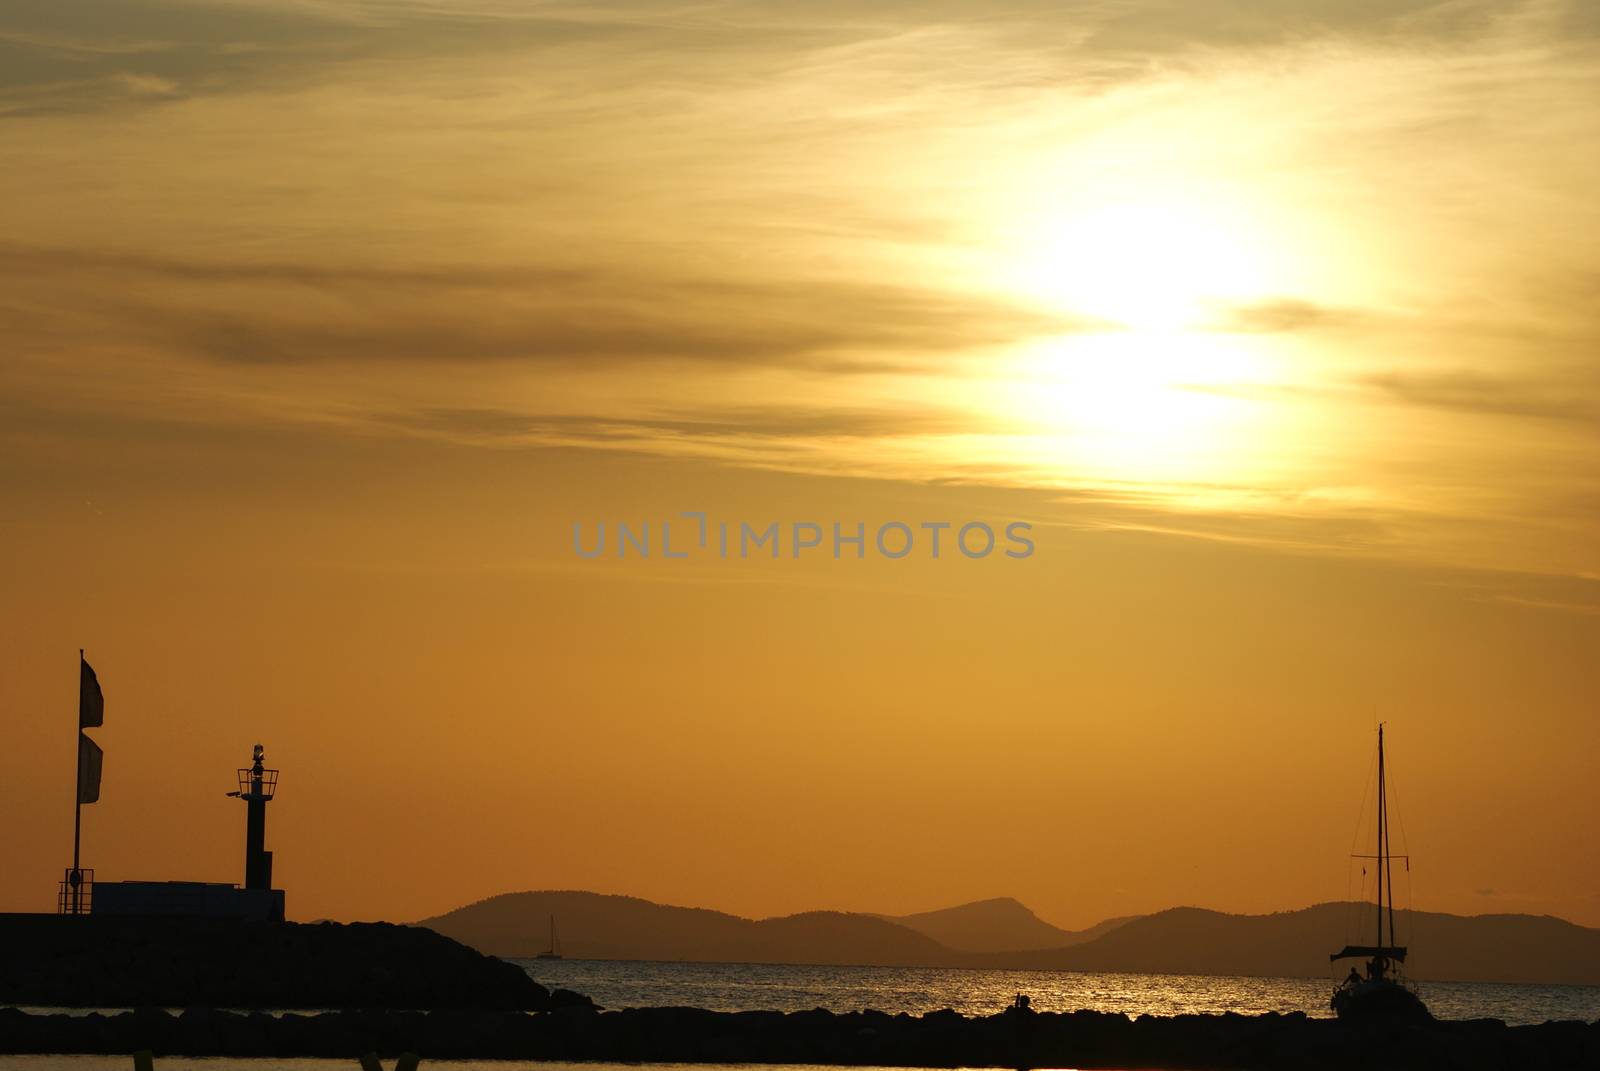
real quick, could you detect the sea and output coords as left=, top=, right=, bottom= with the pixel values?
left=10, top=959, right=1599, bottom=1071
left=520, top=958, right=1600, bottom=1025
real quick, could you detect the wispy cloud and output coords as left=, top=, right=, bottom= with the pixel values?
left=1208, top=298, right=1375, bottom=334
left=0, top=0, right=674, bottom=117
left=391, top=405, right=968, bottom=444
left=1365, top=370, right=1600, bottom=426
left=0, top=0, right=1559, bottom=118
left=1, top=1, right=1597, bottom=586
left=0, top=243, right=1087, bottom=367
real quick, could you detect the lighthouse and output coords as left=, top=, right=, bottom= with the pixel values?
left=233, top=743, right=278, bottom=891
left=87, top=740, right=287, bottom=921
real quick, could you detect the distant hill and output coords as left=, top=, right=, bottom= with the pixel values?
left=878, top=897, right=1133, bottom=953
left=418, top=890, right=958, bottom=967
left=417, top=892, right=1600, bottom=985
left=987, top=903, right=1600, bottom=985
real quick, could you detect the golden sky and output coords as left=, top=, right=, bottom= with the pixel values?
left=2, top=1, right=1597, bottom=931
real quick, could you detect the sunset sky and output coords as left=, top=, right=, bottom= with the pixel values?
left=2, top=1, right=1597, bottom=933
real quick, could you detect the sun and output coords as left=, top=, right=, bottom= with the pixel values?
left=1006, top=196, right=1277, bottom=332
left=949, top=190, right=1295, bottom=491
left=993, top=331, right=1272, bottom=489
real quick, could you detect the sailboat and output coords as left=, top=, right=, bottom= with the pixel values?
left=536, top=913, right=563, bottom=960
left=1329, top=725, right=1430, bottom=1021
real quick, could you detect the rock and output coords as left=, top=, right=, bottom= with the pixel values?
left=549, top=987, right=597, bottom=1011
left=0, top=997, right=1597, bottom=1067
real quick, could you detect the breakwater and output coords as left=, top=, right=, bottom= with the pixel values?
left=0, top=915, right=575, bottom=1012
left=2, top=1005, right=1597, bottom=1070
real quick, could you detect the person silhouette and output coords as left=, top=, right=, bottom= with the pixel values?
left=1345, top=966, right=1362, bottom=987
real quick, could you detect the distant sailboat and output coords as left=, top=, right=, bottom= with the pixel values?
left=1330, top=725, right=1430, bottom=1021
left=536, top=913, right=563, bottom=960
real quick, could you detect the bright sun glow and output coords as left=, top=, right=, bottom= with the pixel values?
left=962, top=190, right=1294, bottom=491
left=994, top=332, right=1272, bottom=487
left=1008, top=197, right=1278, bottom=331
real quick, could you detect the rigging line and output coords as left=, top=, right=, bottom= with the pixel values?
left=1348, top=747, right=1377, bottom=856
left=1389, top=745, right=1416, bottom=955
left=1345, top=746, right=1378, bottom=945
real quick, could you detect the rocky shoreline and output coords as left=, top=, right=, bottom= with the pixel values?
left=2, top=1005, right=1597, bottom=1070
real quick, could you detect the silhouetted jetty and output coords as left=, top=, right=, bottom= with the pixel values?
left=0, top=914, right=582, bottom=1011
left=1, top=1001, right=1597, bottom=1069
left=17, top=662, right=592, bottom=1020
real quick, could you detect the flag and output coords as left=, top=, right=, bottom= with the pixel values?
left=77, top=732, right=103, bottom=804
left=79, top=657, right=104, bottom=728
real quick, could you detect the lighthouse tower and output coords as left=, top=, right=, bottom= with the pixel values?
left=233, top=743, right=278, bottom=891
left=82, top=739, right=287, bottom=921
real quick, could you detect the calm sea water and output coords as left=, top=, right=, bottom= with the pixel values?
left=517, top=957, right=1600, bottom=1027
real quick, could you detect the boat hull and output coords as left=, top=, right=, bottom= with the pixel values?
left=1331, top=980, right=1431, bottom=1022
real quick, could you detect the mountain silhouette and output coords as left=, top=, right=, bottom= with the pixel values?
left=877, top=897, right=1132, bottom=953
left=992, top=903, right=1600, bottom=985
left=418, top=891, right=955, bottom=966
left=417, top=891, right=1600, bottom=984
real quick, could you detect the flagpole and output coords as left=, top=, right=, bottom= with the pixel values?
left=71, top=649, right=83, bottom=915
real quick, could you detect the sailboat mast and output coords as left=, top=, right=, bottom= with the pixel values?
left=1376, top=724, right=1385, bottom=949
left=1382, top=726, right=1397, bottom=952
